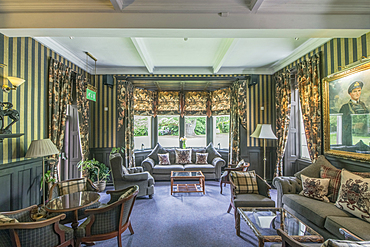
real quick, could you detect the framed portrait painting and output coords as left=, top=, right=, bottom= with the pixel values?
left=323, top=61, right=370, bottom=161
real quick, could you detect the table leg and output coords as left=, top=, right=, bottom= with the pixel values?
left=258, top=239, right=264, bottom=247
left=171, top=178, right=173, bottom=195
left=202, top=178, right=205, bottom=194
left=71, top=210, right=79, bottom=230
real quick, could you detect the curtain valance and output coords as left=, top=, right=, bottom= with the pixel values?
left=157, top=91, right=180, bottom=115
left=133, top=88, right=156, bottom=116
left=211, top=88, right=230, bottom=116
left=183, top=91, right=210, bottom=117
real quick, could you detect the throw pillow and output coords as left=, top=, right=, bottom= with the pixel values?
left=335, top=169, right=370, bottom=223
left=196, top=153, right=208, bottom=164
left=0, top=214, right=18, bottom=224
left=205, top=142, right=222, bottom=164
left=119, top=186, right=138, bottom=200
left=299, top=174, right=330, bottom=202
left=320, top=166, right=370, bottom=203
left=294, top=155, right=336, bottom=180
left=236, top=159, right=245, bottom=168
left=175, top=149, right=192, bottom=164
left=191, top=148, right=206, bottom=163
left=158, top=153, right=171, bottom=165
left=148, top=143, right=163, bottom=163
left=321, top=239, right=370, bottom=247
left=161, top=148, right=176, bottom=164
left=230, top=170, right=258, bottom=194
left=59, top=177, right=88, bottom=196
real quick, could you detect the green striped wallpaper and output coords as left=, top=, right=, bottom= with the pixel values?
left=0, top=33, right=88, bottom=164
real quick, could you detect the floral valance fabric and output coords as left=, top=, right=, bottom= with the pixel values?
left=183, top=91, right=210, bottom=117
left=133, top=88, right=156, bottom=116
left=211, top=88, right=230, bottom=116
left=157, top=91, right=180, bottom=115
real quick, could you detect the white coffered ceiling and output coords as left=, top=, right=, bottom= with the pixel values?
left=0, top=0, right=370, bottom=75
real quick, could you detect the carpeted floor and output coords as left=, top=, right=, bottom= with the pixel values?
left=82, top=180, right=277, bottom=247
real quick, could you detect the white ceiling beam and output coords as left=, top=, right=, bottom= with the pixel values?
left=110, top=0, right=135, bottom=11
left=213, top=38, right=239, bottom=74
left=130, top=38, right=154, bottom=74
left=249, top=0, right=265, bottom=13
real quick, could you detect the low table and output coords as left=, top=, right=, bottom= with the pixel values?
left=171, top=171, right=205, bottom=195
left=237, top=207, right=324, bottom=247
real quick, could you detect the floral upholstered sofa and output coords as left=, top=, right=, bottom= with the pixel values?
left=141, top=143, right=226, bottom=180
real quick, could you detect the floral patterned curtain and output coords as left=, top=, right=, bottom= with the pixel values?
left=275, top=70, right=292, bottom=177
left=48, top=58, right=72, bottom=178
left=297, top=54, right=321, bottom=161
left=134, top=88, right=156, bottom=116
left=117, top=80, right=135, bottom=167
left=238, top=80, right=249, bottom=130
left=183, top=91, right=210, bottom=116
left=76, top=74, right=90, bottom=161
left=157, top=91, right=180, bottom=115
left=211, top=88, right=230, bottom=116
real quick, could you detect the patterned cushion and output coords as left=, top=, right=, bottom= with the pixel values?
left=191, top=148, right=206, bottom=163
left=335, top=169, right=370, bottom=223
left=299, top=174, right=330, bottom=202
left=0, top=214, right=19, bottom=224
left=175, top=149, right=192, bottom=164
left=118, top=187, right=137, bottom=200
left=230, top=170, right=258, bottom=194
left=321, top=166, right=370, bottom=203
left=59, top=178, right=88, bottom=196
left=158, top=153, right=171, bottom=165
left=322, top=239, right=370, bottom=247
left=195, top=153, right=208, bottom=164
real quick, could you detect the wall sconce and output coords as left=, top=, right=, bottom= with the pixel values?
left=1, top=64, right=26, bottom=93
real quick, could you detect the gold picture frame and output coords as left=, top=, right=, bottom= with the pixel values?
left=323, top=60, right=370, bottom=161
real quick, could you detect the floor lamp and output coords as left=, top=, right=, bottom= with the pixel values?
left=25, top=139, right=59, bottom=205
left=250, top=124, right=277, bottom=181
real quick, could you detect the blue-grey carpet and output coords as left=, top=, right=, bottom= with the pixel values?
left=81, top=181, right=277, bottom=247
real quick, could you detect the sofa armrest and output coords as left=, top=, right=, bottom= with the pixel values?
left=256, top=174, right=272, bottom=198
left=128, top=167, right=144, bottom=173
left=212, top=157, right=226, bottom=179
left=141, top=158, right=155, bottom=174
left=272, top=176, right=302, bottom=208
left=123, top=172, right=149, bottom=181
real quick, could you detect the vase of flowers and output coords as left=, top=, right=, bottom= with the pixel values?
left=180, top=136, right=187, bottom=149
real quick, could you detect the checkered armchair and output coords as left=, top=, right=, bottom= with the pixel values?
left=75, top=185, right=139, bottom=247
left=0, top=205, right=74, bottom=247
left=227, top=170, right=275, bottom=236
left=47, top=178, right=100, bottom=223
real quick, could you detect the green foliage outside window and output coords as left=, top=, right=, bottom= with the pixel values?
left=185, top=117, right=206, bottom=135
left=134, top=116, right=149, bottom=136
left=158, top=116, right=179, bottom=136
left=216, top=116, right=230, bottom=133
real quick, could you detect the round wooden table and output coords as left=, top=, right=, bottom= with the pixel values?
left=45, top=191, right=100, bottom=230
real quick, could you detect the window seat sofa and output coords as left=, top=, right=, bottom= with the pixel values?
left=272, top=156, right=370, bottom=241
left=141, top=143, right=226, bottom=181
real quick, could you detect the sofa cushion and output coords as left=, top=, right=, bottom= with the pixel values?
left=320, top=166, right=342, bottom=203
left=153, top=165, right=184, bottom=174
left=206, top=142, right=222, bottom=164
left=196, top=153, right=208, bottom=164
left=282, top=194, right=351, bottom=228
left=335, top=169, right=370, bottom=223
left=294, top=155, right=336, bottom=180
left=148, top=143, right=163, bottom=163
left=175, top=149, right=192, bottom=164
left=324, top=216, right=370, bottom=240
left=184, top=164, right=215, bottom=173
left=158, top=153, right=171, bottom=165
left=161, top=148, right=176, bottom=164
left=321, top=239, right=370, bottom=247
left=234, top=194, right=275, bottom=208
left=191, top=148, right=206, bottom=163
left=300, top=174, right=330, bottom=202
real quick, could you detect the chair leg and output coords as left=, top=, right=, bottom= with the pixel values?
left=227, top=203, right=232, bottom=213
left=117, top=234, right=122, bottom=247
left=220, top=181, right=223, bottom=194
left=234, top=208, right=240, bottom=236
left=75, top=239, right=81, bottom=247
left=128, top=221, right=134, bottom=234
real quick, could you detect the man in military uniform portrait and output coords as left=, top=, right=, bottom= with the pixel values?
left=339, top=81, right=369, bottom=145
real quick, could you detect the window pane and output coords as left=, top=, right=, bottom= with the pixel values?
left=158, top=115, right=179, bottom=147
left=213, top=115, right=230, bottom=149
left=299, top=106, right=310, bottom=159
left=134, top=116, right=151, bottom=150
left=185, top=116, right=207, bottom=147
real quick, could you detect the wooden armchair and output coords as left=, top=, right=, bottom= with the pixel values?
left=220, top=161, right=250, bottom=194
left=227, top=170, right=275, bottom=236
left=0, top=205, right=74, bottom=247
left=75, top=185, right=139, bottom=247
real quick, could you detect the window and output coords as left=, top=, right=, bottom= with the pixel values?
left=184, top=116, right=207, bottom=147
left=158, top=115, right=179, bottom=147
left=134, top=116, right=151, bottom=150
left=213, top=115, right=230, bottom=149
left=299, top=105, right=310, bottom=159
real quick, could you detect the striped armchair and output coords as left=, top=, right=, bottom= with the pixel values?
left=75, top=185, right=139, bottom=247
left=0, top=205, right=74, bottom=247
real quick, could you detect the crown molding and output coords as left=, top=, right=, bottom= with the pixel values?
left=34, top=37, right=93, bottom=72
left=272, top=38, right=331, bottom=73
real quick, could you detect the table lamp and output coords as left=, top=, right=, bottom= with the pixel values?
left=250, top=124, right=277, bottom=180
left=25, top=139, right=59, bottom=205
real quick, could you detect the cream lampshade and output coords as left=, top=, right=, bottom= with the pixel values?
left=250, top=124, right=277, bottom=180
left=25, top=139, right=59, bottom=205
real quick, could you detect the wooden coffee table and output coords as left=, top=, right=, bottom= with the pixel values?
left=171, top=171, right=205, bottom=195
left=238, top=207, right=324, bottom=247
